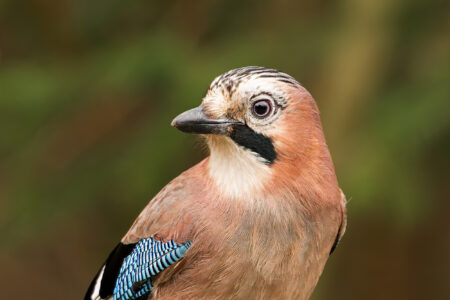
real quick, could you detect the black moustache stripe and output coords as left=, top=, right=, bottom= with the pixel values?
left=229, top=124, right=277, bottom=165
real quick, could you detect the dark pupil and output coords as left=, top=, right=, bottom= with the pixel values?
left=254, top=101, right=270, bottom=116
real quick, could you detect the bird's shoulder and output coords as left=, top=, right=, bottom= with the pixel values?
left=122, top=159, right=210, bottom=244
left=85, top=160, right=210, bottom=300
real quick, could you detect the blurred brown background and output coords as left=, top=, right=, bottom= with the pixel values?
left=1, top=0, right=449, bottom=299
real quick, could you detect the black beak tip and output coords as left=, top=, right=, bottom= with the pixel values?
left=171, top=106, right=204, bottom=129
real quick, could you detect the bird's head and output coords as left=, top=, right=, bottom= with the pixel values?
left=172, top=66, right=335, bottom=200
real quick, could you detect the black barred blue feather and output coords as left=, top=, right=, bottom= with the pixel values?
left=85, top=237, right=192, bottom=300
left=113, top=238, right=192, bottom=300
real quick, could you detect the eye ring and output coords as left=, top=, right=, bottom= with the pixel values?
left=251, top=99, right=273, bottom=118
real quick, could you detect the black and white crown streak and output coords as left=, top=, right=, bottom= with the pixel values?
left=209, top=66, right=301, bottom=92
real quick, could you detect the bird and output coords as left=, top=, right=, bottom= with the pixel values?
left=85, top=66, right=347, bottom=300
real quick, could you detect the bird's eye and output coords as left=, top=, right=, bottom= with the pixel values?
left=251, top=100, right=272, bottom=118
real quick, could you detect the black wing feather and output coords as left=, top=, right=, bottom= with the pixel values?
left=85, top=242, right=137, bottom=300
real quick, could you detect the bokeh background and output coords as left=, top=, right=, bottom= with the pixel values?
left=1, top=0, right=449, bottom=299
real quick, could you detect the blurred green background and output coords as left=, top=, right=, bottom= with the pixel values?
left=1, top=0, right=449, bottom=299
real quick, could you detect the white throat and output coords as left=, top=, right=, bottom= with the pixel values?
left=206, top=136, right=272, bottom=199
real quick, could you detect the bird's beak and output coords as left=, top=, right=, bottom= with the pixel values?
left=171, top=106, right=239, bottom=135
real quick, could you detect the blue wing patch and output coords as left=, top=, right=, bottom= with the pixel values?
left=113, top=237, right=192, bottom=300
left=85, top=237, right=191, bottom=300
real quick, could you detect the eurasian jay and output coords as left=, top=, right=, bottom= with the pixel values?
left=85, top=66, right=347, bottom=300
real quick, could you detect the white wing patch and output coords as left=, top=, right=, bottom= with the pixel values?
left=90, top=265, right=105, bottom=300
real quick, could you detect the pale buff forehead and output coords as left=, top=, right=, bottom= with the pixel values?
left=202, top=76, right=291, bottom=120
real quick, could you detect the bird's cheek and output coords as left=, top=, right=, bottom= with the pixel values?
left=225, top=103, right=246, bottom=120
